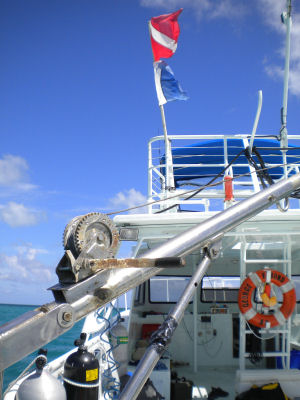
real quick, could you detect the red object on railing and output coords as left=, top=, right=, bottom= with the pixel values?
left=224, top=175, right=234, bottom=201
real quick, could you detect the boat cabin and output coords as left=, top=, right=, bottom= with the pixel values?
left=112, top=133, right=300, bottom=399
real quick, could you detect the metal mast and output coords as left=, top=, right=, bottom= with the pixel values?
left=280, top=0, right=292, bottom=177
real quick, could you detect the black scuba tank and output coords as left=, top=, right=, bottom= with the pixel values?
left=63, top=333, right=99, bottom=400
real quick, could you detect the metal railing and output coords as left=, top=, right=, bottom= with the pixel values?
left=147, top=134, right=300, bottom=213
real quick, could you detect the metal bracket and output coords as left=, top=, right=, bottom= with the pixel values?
left=57, top=304, right=75, bottom=329
left=207, top=240, right=222, bottom=260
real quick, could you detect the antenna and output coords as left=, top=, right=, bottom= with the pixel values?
left=280, top=0, right=292, bottom=178
left=249, top=90, right=263, bottom=154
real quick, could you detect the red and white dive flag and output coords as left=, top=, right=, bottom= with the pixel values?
left=149, top=9, right=183, bottom=62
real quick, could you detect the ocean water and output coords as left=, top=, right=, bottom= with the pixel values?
left=0, top=303, right=84, bottom=393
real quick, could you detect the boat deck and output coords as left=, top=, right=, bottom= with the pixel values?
left=173, top=365, right=236, bottom=399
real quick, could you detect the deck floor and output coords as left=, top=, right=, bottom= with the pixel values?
left=173, top=365, right=237, bottom=399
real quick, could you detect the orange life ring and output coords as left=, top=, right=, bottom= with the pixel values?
left=238, top=269, right=296, bottom=328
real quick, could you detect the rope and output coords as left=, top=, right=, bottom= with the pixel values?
left=105, top=158, right=300, bottom=216
left=245, top=320, right=277, bottom=341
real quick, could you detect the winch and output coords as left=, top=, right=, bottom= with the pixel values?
left=56, top=212, right=120, bottom=282
left=56, top=212, right=185, bottom=283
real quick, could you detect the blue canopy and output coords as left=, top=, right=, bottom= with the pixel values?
left=160, top=138, right=300, bottom=187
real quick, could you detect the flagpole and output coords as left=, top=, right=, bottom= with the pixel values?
left=160, top=104, right=175, bottom=191
left=148, top=21, right=175, bottom=195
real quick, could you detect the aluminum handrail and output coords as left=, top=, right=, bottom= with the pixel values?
left=148, top=134, right=300, bottom=213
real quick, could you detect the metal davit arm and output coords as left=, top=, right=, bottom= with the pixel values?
left=1, top=174, right=300, bottom=373
left=120, top=242, right=221, bottom=400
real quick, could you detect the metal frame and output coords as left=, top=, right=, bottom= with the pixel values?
left=238, top=233, right=293, bottom=370
left=147, top=134, right=300, bottom=213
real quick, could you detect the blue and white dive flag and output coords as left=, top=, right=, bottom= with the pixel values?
left=154, top=60, right=188, bottom=106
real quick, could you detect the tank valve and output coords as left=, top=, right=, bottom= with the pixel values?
left=36, top=348, right=48, bottom=370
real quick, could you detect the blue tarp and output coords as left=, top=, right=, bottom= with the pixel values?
left=160, top=139, right=300, bottom=187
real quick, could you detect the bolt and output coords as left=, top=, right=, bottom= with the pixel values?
left=63, top=312, right=72, bottom=322
left=95, top=289, right=108, bottom=301
left=212, top=249, right=218, bottom=256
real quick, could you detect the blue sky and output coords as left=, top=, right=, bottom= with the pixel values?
left=0, top=0, right=300, bottom=305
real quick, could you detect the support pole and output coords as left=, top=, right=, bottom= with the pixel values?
left=249, top=90, right=262, bottom=154
left=160, top=104, right=175, bottom=192
left=193, top=262, right=198, bottom=374
left=280, top=0, right=292, bottom=177
left=120, top=252, right=214, bottom=400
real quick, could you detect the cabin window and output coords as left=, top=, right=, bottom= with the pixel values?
left=149, top=276, right=191, bottom=303
left=201, top=275, right=300, bottom=303
left=201, top=276, right=240, bottom=303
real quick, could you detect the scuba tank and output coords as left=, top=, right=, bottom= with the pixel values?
left=63, top=333, right=99, bottom=400
left=16, top=349, right=67, bottom=400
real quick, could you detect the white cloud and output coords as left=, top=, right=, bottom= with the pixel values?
left=109, top=188, right=148, bottom=214
left=258, top=0, right=300, bottom=97
left=16, top=245, right=48, bottom=260
left=0, top=155, right=28, bottom=185
left=142, top=0, right=300, bottom=97
left=0, top=154, right=37, bottom=191
left=140, top=0, right=247, bottom=20
left=210, top=0, right=247, bottom=19
left=0, top=244, right=53, bottom=283
left=0, top=202, right=43, bottom=227
left=257, top=0, right=285, bottom=31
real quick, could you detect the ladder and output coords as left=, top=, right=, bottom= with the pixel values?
left=239, top=234, right=292, bottom=370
